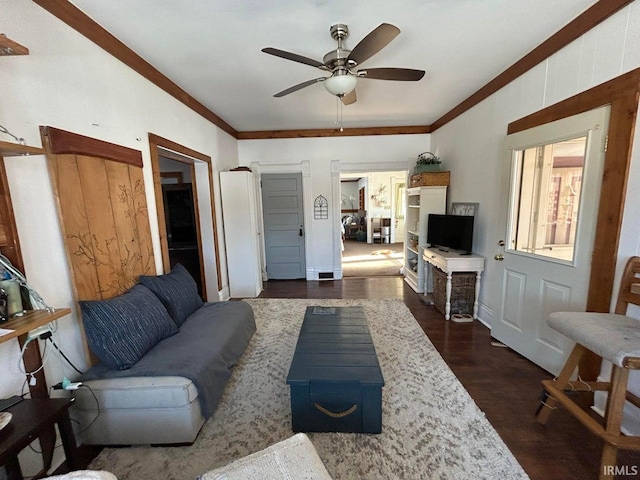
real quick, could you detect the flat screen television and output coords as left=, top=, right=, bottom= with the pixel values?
left=426, top=214, right=475, bottom=254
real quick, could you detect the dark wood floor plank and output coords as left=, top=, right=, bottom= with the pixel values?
left=259, top=277, right=640, bottom=480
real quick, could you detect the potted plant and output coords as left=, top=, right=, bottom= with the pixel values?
left=414, top=152, right=441, bottom=173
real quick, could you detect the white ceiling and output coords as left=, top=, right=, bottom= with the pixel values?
left=70, top=0, right=598, bottom=132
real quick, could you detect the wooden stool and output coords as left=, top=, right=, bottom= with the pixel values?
left=536, top=256, right=640, bottom=480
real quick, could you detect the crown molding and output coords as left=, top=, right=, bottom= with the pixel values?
left=237, top=125, right=430, bottom=140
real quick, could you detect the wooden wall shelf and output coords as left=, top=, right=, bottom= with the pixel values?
left=0, top=308, right=71, bottom=344
left=0, top=140, right=44, bottom=157
left=0, top=34, right=29, bottom=56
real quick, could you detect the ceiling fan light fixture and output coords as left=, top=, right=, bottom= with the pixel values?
left=324, top=73, right=357, bottom=96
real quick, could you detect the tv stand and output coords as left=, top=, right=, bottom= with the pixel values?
left=422, top=247, right=485, bottom=320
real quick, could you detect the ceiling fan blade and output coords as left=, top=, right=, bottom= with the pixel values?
left=341, top=89, right=357, bottom=105
left=273, top=77, right=326, bottom=97
left=358, top=68, right=425, bottom=81
left=347, top=23, right=400, bottom=65
left=262, top=47, right=327, bottom=69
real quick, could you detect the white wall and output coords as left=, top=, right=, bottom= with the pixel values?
left=238, top=135, right=429, bottom=278
left=0, top=0, right=237, bottom=410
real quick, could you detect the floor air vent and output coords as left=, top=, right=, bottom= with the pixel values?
left=318, top=272, right=334, bottom=280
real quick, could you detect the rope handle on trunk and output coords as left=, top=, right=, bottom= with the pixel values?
left=314, top=402, right=358, bottom=418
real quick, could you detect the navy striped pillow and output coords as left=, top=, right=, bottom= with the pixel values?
left=80, top=284, right=178, bottom=370
left=139, top=264, right=203, bottom=326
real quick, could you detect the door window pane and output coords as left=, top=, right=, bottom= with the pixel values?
left=509, top=135, right=587, bottom=262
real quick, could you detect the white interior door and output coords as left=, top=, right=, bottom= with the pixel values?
left=492, top=106, right=610, bottom=375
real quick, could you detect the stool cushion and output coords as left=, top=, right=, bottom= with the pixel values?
left=548, top=312, right=640, bottom=367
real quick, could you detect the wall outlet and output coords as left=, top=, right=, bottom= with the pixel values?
left=26, top=325, right=52, bottom=342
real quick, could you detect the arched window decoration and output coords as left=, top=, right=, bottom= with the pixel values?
left=314, top=195, right=328, bottom=219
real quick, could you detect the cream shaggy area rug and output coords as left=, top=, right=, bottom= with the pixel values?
left=88, top=299, right=528, bottom=479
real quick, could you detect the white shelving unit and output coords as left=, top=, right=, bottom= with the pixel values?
left=403, top=186, right=447, bottom=292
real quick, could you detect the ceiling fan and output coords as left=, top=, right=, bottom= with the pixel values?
left=262, top=23, right=425, bottom=105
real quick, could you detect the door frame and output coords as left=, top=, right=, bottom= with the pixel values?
left=506, top=68, right=640, bottom=377
left=148, top=133, right=223, bottom=300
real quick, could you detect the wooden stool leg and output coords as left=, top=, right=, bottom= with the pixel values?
left=537, top=344, right=586, bottom=424
left=599, top=365, right=629, bottom=480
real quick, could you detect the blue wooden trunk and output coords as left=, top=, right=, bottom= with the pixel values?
left=286, top=306, right=384, bottom=433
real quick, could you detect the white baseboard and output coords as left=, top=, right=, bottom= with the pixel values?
left=476, top=302, right=493, bottom=329
left=306, top=267, right=342, bottom=281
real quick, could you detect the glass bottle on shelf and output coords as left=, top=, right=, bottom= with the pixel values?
left=0, top=287, right=8, bottom=323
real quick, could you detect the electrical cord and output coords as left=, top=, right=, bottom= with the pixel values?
left=19, top=337, right=51, bottom=386
left=28, top=385, right=101, bottom=453
left=72, top=384, right=101, bottom=436
left=46, top=336, right=84, bottom=375
left=21, top=377, right=29, bottom=397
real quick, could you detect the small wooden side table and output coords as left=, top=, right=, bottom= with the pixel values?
left=0, top=398, right=78, bottom=480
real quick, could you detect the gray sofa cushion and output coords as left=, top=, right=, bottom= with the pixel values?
left=80, top=284, right=178, bottom=370
left=139, top=263, right=203, bottom=326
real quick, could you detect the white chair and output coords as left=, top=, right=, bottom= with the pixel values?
left=536, top=256, right=640, bottom=480
left=371, top=218, right=382, bottom=243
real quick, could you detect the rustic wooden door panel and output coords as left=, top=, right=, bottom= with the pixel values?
left=42, top=127, right=153, bottom=303
left=76, top=154, right=124, bottom=298
left=49, top=154, right=102, bottom=300
left=127, top=165, right=155, bottom=276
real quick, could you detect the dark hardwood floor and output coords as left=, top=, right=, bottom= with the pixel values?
left=260, top=276, right=640, bottom=480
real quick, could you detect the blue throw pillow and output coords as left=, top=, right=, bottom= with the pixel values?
left=80, top=284, right=178, bottom=370
left=139, top=263, right=203, bottom=326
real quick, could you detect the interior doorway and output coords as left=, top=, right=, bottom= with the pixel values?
left=340, top=170, right=407, bottom=277
left=160, top=165, right=203, bottom=296
left=148, top=134, right=223, bottom=301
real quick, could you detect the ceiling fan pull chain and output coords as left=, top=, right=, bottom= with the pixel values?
left=336, top=95, right=344, bottom=132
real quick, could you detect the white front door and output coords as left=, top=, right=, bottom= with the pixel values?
left=492, top=106, right=609, bottom=375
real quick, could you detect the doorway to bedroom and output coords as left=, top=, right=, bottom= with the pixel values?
left=340, top=171, right=406, bottom=277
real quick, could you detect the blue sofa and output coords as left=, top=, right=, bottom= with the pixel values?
left=72, top=264, right=256, bottom=445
